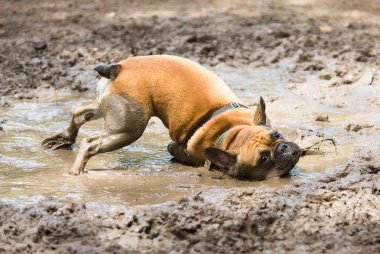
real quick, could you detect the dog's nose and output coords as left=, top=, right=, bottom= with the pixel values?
left=278, top=143, right=289, bottom=154
left=276, top=142, right=301, bottom=157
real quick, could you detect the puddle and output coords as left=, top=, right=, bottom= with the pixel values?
left=0, top=64, right=374, bottom=205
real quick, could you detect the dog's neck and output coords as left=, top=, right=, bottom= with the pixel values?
left=186, top=108, right=254, bottom=160
left=216, top=125, right=252, bottom=152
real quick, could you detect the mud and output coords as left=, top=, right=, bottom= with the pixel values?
left=1, top=0, right=380, bottom=253
left=1, top=0, right=380, bottom=99
left=1, top=157, right=379, bottom=253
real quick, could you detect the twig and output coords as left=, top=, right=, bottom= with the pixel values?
left=301, top=138, right=337, bottom=156
left=369, top=72, right=377, bottom=86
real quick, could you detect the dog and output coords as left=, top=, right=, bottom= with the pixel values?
left=42, top=55, right=301, bottom=180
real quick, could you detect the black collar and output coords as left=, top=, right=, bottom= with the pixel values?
left=184, top=102, right=248, bottom=144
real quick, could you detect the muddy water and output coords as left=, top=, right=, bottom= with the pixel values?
left=0, top=64, right=369, bottom=205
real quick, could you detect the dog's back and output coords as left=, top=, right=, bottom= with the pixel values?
left=101, top=55, right=240, bottom=143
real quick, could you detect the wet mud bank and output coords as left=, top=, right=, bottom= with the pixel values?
left=1, top=156, right=380, bottom=253
left=1, top=0, right=380, bottom=100
left=1, top=0, right=380, bottom=253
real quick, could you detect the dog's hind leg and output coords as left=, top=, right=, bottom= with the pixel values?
left=69, top=131, right=143, bottom=175
left=69, top=94, right=149, bottom=175
left=167, top=142, right=203, bottom=166
left=41, top=102, right=102, bottom=150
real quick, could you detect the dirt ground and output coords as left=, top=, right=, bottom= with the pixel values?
left=1, top=0, right=380, bottom=253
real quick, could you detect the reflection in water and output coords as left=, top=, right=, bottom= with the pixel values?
left=0, top=64, right=367, bottom=205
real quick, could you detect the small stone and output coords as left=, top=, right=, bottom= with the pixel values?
left=319, top=25, right=332, bottom=33
left=319, top=74, right=332, bottom=80
left=28, top=58, right=42, bottom=65
left=274, top=30, right=290, bottom=38
left=0, top=101, right=10, bottom=107
left=315, top=115, right=329, bottom=122
left=33, top=42, right=47, bottom=51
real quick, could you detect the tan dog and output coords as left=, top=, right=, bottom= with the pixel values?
left=42, top=55, right=301, bottom=180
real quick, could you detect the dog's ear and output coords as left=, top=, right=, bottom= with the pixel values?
left=94, top=64, right=121, bottom=80
left=204, top=147, right=237, bottom=170
left=253, top=96, right=271, bottom=126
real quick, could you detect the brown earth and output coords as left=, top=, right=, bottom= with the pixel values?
left=1, top=155, right=379, bottom=253
left=1, top=0, right=380, bottom=253
left=1, top=0, right=380, bottom=99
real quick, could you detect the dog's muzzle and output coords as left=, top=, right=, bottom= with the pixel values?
left=273, top=141, right=301, bottom=176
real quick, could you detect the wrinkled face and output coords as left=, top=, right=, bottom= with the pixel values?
left=205, top=125, right=301, bottom=181
left=234, top=125, right=301, bottom=180
left=204, top=96, right=301, bottom=181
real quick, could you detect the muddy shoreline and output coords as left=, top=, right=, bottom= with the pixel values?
left=1, top=0, right=380, bottom=253
left=1, top=155, right=379, bottom=253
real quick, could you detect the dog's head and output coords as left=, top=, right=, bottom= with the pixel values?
left=204, top=97, right=301, bottom=180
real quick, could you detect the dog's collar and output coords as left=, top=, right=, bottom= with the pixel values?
left=216, top=130, right=230, bottom=148
left=184, top=102, right=248, bottom=144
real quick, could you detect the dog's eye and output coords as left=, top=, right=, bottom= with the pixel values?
left=260, top=153, right=269, bottom=164
left=273, top=131, right=282, bottom=140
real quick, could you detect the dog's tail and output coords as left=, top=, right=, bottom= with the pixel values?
left=94, top=64, right=121, bottom=80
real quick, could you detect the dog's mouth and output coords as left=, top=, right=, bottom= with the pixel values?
left=273, top=141, right=301, bottom=177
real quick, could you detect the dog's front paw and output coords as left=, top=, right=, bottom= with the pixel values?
left=167, top=142, right=177, bottom=155
left=41, top=133, right=74, bottom=150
